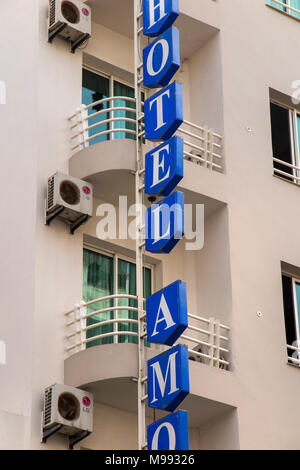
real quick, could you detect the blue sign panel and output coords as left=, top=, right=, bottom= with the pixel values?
left=143, top=0, right=179, bottom=37
left=145, top=136, right=183, bottom=197
left=143, top=27, right=180, bottom=89
left=147, top=344, right=189, bottom=411
left=147, top=410, right=189, bottom=450
left=144, top=81, right=183, bottom=141
left=145, top=190, right=184, bottom=254
left=146, top=280, right=187, bottom=346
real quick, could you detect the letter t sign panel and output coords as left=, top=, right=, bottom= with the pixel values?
left=147, top=344, right=189, bottom=412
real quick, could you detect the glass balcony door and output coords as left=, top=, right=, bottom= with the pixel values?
left=82, top=68, right=144, bottom=146
left=83, top=249, right=114, bottom=347
left=83, top=248, right=152, bottom=347
left=82, top=69, right=110, bottom=145
left=268, top=0, right=300, bottom=18
left=290, top=0, right=300, bottom=18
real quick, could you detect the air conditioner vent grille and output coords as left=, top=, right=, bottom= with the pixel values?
left=49, top=0, right=56, bottom=27
left=44, top=387, right=53, bottom=426
left=47, top=176, right=55, bottom=209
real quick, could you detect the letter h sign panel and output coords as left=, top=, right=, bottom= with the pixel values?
left=147, top=344, right=189, bottom=412
left=143, top=0, right=179, bottom=37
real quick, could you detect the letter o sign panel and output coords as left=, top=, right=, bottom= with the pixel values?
left=147, top=410, right=189, bottom=450
left=143, top=27, right=180, bottom=89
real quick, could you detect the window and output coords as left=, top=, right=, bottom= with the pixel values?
left=267, top=0, right=300, bottom=19
left=270, top=101, right=300, bottom=183
left=83, top=247, right=152, bottom=348
left=82, top=68, right=145, bottom=146
left=281, top=274, right=300, bottom=364
left=82, top=69, right=110, bottom=145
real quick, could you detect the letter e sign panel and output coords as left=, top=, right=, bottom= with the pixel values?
left=146, top=280, right=187, bottom=345
left=143, top=27, right=180, bottom=89
left=147, top=344, right=189, bottom=411
left=143, top=0, right=179, bottom=37
left=145, top=136, right=183, bottom=197
left=147, top=410, right=189, bottom=450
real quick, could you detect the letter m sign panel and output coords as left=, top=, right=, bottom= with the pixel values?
left=147, top=344, right=189, bottom=411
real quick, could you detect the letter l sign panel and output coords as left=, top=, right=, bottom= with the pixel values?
left=145, top=190, right=184, bottom=254
left=147, top=344, right=189, bottom=411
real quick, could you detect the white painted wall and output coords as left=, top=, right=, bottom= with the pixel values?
left=2, top=0, right=300, bottom=451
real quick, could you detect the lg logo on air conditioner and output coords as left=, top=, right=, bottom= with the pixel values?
left=0, top=80, right=6, bottom=104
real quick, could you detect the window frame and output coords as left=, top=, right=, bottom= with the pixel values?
left=82, top=65, right=148, bottom=142
left=282, top=273, right=300, bottom=364
left=291, top=276, right=300, bottom=348
left=267, top=0, right=300, bottom=20
left=83, top=243, right=154, bottom=345
left=271, top=99, right=300, bottom=184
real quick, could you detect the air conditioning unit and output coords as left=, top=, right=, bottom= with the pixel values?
left=43, top=384, right=93, bottom=436
left=48, top=0, right=91, bottom=53
left=46, top=172, right=93, bottom=234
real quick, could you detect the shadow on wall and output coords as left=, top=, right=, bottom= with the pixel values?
left=197, top=409, right=240, bottom=450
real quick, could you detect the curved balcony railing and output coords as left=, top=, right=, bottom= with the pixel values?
left=68, top=96, right=224, bottom=172
left=64, top=294, right=231, bottom=370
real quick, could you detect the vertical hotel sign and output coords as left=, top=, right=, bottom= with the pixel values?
left=142, top=0, right=190, bottom=450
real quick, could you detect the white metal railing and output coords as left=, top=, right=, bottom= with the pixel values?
left=273, top=157, right=300, bottom=185
left=64, top=294, right=140, bottom=353
left=267, top=0, right=300, bottom=19
left=182, top=313, right=230, bottom=369
left=68, top=96, right=224, bottom=172
left=64, top=294, right=231, bottom=370
left=287, top=343, right=300, bottom=365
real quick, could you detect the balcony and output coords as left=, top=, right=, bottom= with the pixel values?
left=68, top=95, right=224, bottom=173
left=64, top=293, right=231, bottom=369
left=267, top=0, right=300, bottom=20
left=64, top=293, right=236, bottom=434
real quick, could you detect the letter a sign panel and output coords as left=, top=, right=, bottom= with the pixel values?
left=147, top=344, right=189, bottom=412
left=147, top=410, right=189, bottom=450
left=146, top=280, right=188, bottom=345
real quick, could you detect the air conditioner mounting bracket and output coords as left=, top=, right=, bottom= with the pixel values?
left=69, top=430, right=91, bottom=450
left=48, top=23, right=67, bottom=43
left=42, top=423, right=63, bottom=444
left=70, top=33, right=90, bottom=54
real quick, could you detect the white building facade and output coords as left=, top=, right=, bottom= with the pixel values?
left=1, top=0, right=300, bottom=450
